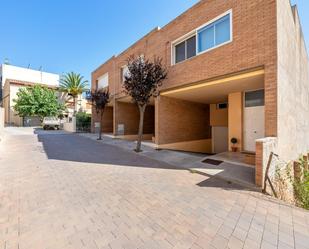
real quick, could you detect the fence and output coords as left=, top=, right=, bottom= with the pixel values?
left=76, top=113, right=91, bottom=133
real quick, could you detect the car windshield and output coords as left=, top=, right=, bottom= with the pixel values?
left=44, top=117, right=57, bottom=121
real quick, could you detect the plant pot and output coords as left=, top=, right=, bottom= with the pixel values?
left=231, top=147, right=238, bottom=152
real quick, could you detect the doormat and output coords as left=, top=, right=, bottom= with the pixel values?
left=202, top=158, right=223, bottom=166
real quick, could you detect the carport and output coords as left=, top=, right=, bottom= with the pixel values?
left=114, top=96, right=155, bottom=141
left=155, top=68, right=265, bottom=165
left=92, top=102, right=114, bottom=134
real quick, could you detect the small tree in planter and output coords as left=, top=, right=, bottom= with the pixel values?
left=90, top=89, right=110, bottom=140
left=123, top=55, right=167, bottom=152
left=231, top=137, right=238, bottom=152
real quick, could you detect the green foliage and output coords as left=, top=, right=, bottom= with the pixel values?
left=291, top=158, right=309, bottom=209
left=60, top=72, right=88, bottom=98
left=76, top=111, right=91, bottom=129
left=13, top=85, right=64, bottom=120
left=230, top=138, right=238, bottom=144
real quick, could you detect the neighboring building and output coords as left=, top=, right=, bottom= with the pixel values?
left=0, top=64, right=60, bottom=126
left=92, top=0, right=309, bottom=187
left=65, top=94, right=92, bottom=116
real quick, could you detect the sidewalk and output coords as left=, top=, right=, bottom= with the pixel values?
left=78, top=133, right=257, bottom=189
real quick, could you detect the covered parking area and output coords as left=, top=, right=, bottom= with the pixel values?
left=91, top=102, right=114, bottom=134
left=113, top=96, right=155, bottom=141
left=155, top=68, right=265, bottom=167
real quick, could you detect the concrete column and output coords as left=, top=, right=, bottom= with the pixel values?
left=228, top=92, right=243, bottom=152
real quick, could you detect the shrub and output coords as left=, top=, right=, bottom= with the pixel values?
left=290, top=158, right=309, bottom=209
left=231, top=138, right=238, bottom=144
left=76, top=112, right=91, bottom=130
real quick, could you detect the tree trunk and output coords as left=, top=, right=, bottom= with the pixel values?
left=98, top=109, right=104, bottom=140
left=73, top=96, right=77, bottom=116
left=136, top=104, right=146, bottom=152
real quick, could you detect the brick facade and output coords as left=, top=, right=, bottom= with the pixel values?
left=155, top=96, right=211, bottom=145
left=114, top=102, right=154, bottom=136
left=92, top=0, right=278, bottom=138
left=91, top=106, right=113, bottom=133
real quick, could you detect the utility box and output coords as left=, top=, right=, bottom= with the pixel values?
left=94, top=122, right=100, bottom=133
left=117, top=124, right=124, bottom=136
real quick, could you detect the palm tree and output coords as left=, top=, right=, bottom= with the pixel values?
left=60, top=72, right=88, bottom=115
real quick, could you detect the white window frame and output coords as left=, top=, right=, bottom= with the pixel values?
left=121, top=65, right=129, bottom=83
left=172, top=31, right=196, bottom=65
left=171, top=9, right=233, bottom=65
left=97, top=73, right=109, bottom=89
left=244, top=89, right=265, bottom=108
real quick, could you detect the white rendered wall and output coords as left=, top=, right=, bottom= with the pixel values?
left=277, top=1, right=309, bottom=161
left=1, top=64, right=59, bottom=87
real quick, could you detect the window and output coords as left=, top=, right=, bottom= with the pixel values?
left=216, top=103, right=228, bottom=109
left=186, top=36, right=196, bottom=59
left=121, top=66, right=129, bottom=82
left=245, top=90, right=265, bottom=107
left=175, top=35, right=196, bottom=64
left=198, top=14, right=231, bottom=53
left=97, top=73, right=108, bottom=89
left=172, top=10, right=232, bottom=65
left=175, top=42, right=185, bottom=63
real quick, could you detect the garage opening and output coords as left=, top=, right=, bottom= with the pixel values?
left=156, top=68, right=265, bottom=164
left=115, top=98, right=155, bottom=142
left=92, top=105, right=114, bottom=134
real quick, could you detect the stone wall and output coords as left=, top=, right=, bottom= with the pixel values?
left=277, top=1, right=309, bottom=162
left=255, top=137, right=278, bottom=187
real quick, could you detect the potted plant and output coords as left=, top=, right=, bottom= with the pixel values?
left=231, top=137, right=238, bottom=152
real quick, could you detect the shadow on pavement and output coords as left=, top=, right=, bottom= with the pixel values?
left=35, top=130, right=181, bottom=170
left=196, top=177, right=249, bottom=191
left=34, top=128, right=257, bottom=191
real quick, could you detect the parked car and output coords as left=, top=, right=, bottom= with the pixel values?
left=42, top=117, right=61, bottom=130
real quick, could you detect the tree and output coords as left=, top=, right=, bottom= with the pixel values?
left=123, top=55, right=167, bottom=152
left=13, top=85, right=64, bottom=121
left=60, top=72, right=88, bottom=115
left=90, top=89, right=110, bottom=140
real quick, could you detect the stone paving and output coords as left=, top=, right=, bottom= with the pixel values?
left=79, top=133, right=256, bottom=188
left=0, top=127, right=309, bottom=249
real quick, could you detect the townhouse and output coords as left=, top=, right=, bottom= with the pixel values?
left=91, top=0, right=309, bottom=187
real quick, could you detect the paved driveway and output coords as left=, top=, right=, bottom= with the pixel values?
left=0, top=128, right=309, bottom=249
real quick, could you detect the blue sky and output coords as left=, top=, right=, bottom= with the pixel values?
left=0, top=0, right=308, bottom=85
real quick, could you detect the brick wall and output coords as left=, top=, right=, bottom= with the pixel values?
left=155, top=96, right=211, bottom=145
left=114, top=102, right=154, bottom=135
left=91, top=106, right=113, bottom=133
left=92, top=0, right=278, bottom=137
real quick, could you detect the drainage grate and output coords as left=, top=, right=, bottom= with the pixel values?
left=202, top=158, right=223, bottom=165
